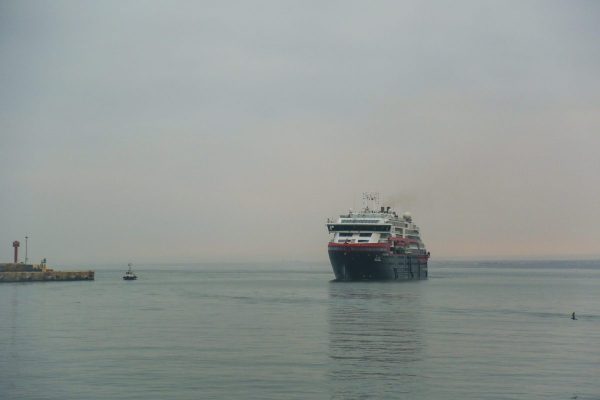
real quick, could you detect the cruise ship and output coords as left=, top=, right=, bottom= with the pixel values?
left=327, top=194, right=430, bottom=281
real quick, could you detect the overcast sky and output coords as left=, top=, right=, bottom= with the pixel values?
left=1, top=1, right=599, bottom=265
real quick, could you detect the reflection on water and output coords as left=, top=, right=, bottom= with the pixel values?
left=328, top=282, right=426, bottom=398
left=0, top=286, right=19, bottom=399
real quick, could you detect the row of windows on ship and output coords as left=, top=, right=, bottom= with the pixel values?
left=334, top=232, right=423, bottom=246
left=336, top=230, right=419, bottom=236
left=341, top=219, right=417, bottom=230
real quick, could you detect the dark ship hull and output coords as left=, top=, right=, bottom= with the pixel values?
left=328, top=244, right=428, bottom=281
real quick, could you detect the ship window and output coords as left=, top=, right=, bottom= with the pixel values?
left=328, top=224, right=391, bottom=232
left=358, top=240, right=369, bottom=243
left=359, top=233, right=372, bottom=237
left=339, top=232, right=353, bottom=237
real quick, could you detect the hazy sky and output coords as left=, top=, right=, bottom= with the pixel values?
left=1, top=1, right=599, bottom=265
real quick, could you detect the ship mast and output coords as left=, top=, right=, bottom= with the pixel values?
left=362, top=192, right=380, bottom=212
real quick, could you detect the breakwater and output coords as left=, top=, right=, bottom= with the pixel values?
left=0, top=263, right=94, bottom=282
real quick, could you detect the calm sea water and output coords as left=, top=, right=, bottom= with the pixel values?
left=1, top=261, right=599, bottom=400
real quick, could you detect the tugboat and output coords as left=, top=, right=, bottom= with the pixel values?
left=326, top=193, right=430, bottom=281
left=122, top=263, right=137, bottom=280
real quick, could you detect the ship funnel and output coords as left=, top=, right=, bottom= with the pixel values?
left=386, top=206, right=390, bottom=212
left=380, top=206, right=385, bottom=212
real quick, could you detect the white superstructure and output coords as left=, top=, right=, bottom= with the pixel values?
left=326, top=193, right=427, bottom=255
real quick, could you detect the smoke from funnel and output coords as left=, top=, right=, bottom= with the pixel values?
left=384, top=193, right=418, bottom=210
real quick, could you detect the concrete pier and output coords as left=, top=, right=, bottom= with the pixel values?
left=0, top=263, right=94, bottom=282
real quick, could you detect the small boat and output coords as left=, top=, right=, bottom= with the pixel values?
left=123, top=263, right=137, bottom=280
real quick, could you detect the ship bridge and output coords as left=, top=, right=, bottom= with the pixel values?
left=326, top=205, right=426, bottom=250
left=327, top=212, right=392, bottom=244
